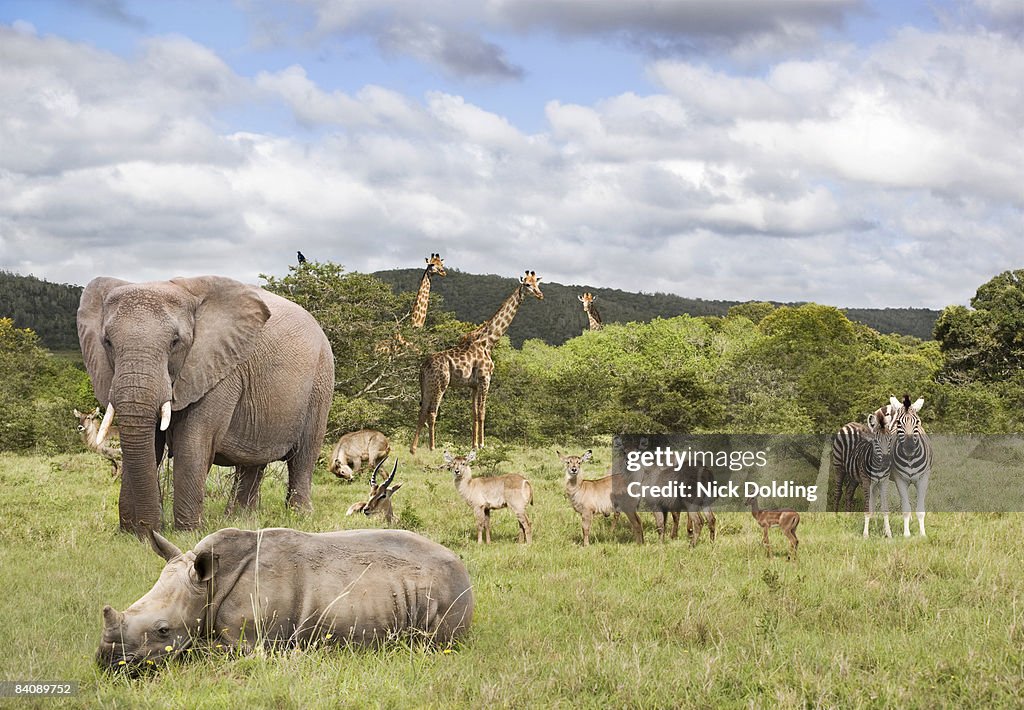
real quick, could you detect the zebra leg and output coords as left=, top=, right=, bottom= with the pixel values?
left=863, top=479, right=873, bottom=538
left=894, top=474, right=912, bottom=537
left=915, top=473, right=929, bottom=537
left=881, top=476, right=892, bottom=538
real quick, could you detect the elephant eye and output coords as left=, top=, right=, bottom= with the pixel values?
left=102, top=336, right=112, bottom=348
left=156, top=625, right=170, bottom=637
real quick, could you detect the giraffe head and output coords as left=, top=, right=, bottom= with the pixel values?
left=578, top=292, right=596, bottom=308
left=425, top=253, right=447, bottom=277
left=520, top=270, right=544, bottom=300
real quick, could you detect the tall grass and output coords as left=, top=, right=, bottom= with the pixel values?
left=0, top=447, right=1022, bottom=708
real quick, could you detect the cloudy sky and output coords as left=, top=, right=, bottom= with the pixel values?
left=0, top=0, right=1021, bottom=308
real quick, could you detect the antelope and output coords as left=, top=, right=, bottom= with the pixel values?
left=644, top=464, right=717, bottom=547
left=559, top=450, right=644, bottom=546
left=746, top=496, right=800, bottom=560
left=444, top=450, right=533, bottom=544
left=346, top=458, right=402, bottom=525
left=73, top=407, right=121, bottom=477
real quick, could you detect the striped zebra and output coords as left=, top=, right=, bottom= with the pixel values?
left=889, top=395, right=932, bottom=537
left=831, top=405, right=896, bottom=537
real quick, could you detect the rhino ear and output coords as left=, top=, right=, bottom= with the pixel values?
left=193, top=551, right=219, bottom=583
left=147, top=528, right=183, bottom=561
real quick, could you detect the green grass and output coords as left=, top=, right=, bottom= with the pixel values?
left=1, top=445, right=1023, bottom=709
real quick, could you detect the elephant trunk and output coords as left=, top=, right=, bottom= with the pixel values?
left=110, top=371, right=170, bottom=535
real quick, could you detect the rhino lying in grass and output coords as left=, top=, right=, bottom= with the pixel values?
left=97, top=527, right=474, bottom=672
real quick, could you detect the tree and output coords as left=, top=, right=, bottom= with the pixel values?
left=935, top=270, right=1024, bottom=382
left=260, top=262, right=464, bottom=436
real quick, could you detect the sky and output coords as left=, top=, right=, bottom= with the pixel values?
left=0, top=0, right=1021, bottom=309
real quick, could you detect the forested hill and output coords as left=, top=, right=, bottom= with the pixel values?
left=0, top=271, right=82, bottom=350
left=0, top=269, right=939, bottom=351
left=374, top=269, right=940, bottom=346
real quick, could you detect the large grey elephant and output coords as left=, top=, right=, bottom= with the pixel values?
left=78, top=275, right=334, bottom=533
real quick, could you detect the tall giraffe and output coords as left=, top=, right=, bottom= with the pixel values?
left=411, top=253, right=446, bottom=328
left=578, top=292, right=603, bottom=331
left=411, top=271, right=544, bottom=453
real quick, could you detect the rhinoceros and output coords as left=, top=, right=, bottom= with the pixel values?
left=97, top=527, right=474, bottom=671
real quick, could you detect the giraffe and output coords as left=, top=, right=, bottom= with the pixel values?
left=578, top=292, right=603, bottom=331
left=411, top=253, right=447, bottom=328
left=411, top=270, right=544, bottom=453
left=374, top=253, right=447, bottom=356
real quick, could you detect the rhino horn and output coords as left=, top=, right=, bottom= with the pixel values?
left=102, top=604, right=123, bottom=630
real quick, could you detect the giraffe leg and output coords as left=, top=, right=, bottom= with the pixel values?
left=474, top=377, right=491, bottom=449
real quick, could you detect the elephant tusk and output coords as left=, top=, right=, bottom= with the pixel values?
left=159, top=401, right=171, bottom=431
left=97, top=404, right=115, bottom=443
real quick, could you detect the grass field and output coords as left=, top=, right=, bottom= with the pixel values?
left=1, top=443, right=1023, bottom=709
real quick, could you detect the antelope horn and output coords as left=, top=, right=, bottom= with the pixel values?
left=369, top=456, right=387, bottom=487
left=96, top=404, right=115, bottom=443
left=382, top=459, right=398, bottom=489
left=159, top=401, right=171, bottom=431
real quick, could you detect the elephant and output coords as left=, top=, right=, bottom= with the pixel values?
left=78, top=275, right=335, bottom=534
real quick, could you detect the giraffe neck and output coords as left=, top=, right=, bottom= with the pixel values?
left=410, top=267, right=432, bottom=328
left=583, top=303, right=602, bottom=331
left=468, top=283, right=526, bottom=349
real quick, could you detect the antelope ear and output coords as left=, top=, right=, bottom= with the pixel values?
left=911, top=398, right=924, bottom=412
left=466, top=449, right=477, bottom=463
left=78, top=276, right=130, bottom=404
left=170, top=276, right=270, bottom=409
left=73, top=408, right=82, bottom=418
left=557, top=450, right=565, bottom=461
left=443, top=451, right=454, bottom=465
left=387, top=483, right=403, bottom=495
left=582, top=449, right=593, bottom=462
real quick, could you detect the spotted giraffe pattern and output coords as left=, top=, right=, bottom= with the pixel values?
left=410, top=253, right=446, bottom=328
left=411, top=271, right=544, bottom=453
left=578, top=292, right=603, bottom=331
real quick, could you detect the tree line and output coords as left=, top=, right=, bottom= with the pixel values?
left=0, top=268, right=938, bottom=352
left=0, top=266, right=1018, bottom=453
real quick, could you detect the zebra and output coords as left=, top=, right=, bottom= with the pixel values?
left=831, top=404, right=896, bottom=537
left=889, top=394, right=932, bottom=537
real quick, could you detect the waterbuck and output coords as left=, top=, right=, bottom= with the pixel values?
left=74, top=406, right=121, bottom=477
left=559, top=450, right=644, bottom=546
left=443, top=450, right=533, bottom=544
left=345, top=458, right=402, bottom=525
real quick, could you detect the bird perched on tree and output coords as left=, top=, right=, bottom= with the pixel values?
left=297, top=251, right=307, bottom=264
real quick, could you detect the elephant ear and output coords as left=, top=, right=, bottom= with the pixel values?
left=78, top=276, right=131, bottom=404
left=170, top=276, right=271, bottom=409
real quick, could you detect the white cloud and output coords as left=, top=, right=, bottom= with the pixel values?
left=0, top=16, right=1020, bottom=309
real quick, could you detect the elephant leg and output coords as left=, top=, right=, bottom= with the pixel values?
left=286, top=358, right=332, bottom=514
left=227, top=465, right=266, bottom=515
left=169, top=447, right=213, bottom=531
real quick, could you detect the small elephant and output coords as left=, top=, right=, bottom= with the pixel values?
left=77, top=275, right=334, bottom=533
